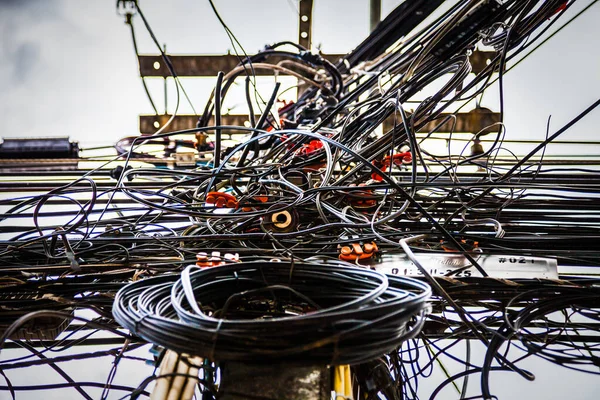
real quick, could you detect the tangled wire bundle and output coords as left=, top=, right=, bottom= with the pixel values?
left=113, top=260, right=431, bottom=365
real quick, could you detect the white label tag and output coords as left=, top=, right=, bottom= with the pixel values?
left=375, top=254, right=558, bottom=279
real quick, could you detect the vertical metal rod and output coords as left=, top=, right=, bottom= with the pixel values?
left=163, top=44, right=168, bottom=114
left=298, top=0, right=313, bottom=50
left=297, top=0, right=313, bottom=98
left=370, top=0, right=381, bottom=32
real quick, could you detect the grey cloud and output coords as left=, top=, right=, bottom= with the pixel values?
left=12, top=41, right=40, bottom=82
left=0, top=0, right=62, bottom=87
left=0, top=0, right=58, bottom=14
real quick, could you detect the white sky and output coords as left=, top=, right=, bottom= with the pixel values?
left=1, top=0, right=599, bottom=147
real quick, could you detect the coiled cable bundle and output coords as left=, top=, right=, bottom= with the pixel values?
left=113, top=260, right=430, bottom=365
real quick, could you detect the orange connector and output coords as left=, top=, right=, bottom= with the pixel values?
left=196, top=251, right=240, bottom=268
left=206, top=192, right=238, bottom=208
left=347, top=183, right=377, bottom=209
left=339, top=242, right=378, bottom=262
left=441, top=239, right=479, bottom=252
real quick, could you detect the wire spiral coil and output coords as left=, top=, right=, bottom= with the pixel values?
left=113, top=260, right=431, bottom=365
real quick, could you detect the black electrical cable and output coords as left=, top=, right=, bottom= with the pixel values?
left=125, top=12, right=159, bottom=116
left=113, top=260, right=431, bottom=365
left=214, top=71, right=224, bottom=169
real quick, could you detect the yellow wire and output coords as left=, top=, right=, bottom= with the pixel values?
left=343, top=365, right=352, bottom=397
left=333, top=365, right=353, bottom=399
left=334, top=365, right=343, bottom=396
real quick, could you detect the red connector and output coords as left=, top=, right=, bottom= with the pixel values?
left=206, top=192, right=238, bottom=208
left=296, top=140, right=324, bottom=156
left=371, top=152, right=412, bottom=181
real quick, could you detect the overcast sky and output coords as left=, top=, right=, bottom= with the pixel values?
left=0, top=1, right=599, bottom=399
left=0, top=0, right=599, bottom=147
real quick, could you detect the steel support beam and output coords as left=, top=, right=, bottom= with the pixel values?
left=383, top=108, right=501, bottom=135
left=139, top=114, right=258, bottom=134
left=137, top=51, right=494, bottom=78
left=469, top=50, right=496, bottom=74
left=139, top=111, right=501, bottom=135
left=138, top=53, right=345, bottom=78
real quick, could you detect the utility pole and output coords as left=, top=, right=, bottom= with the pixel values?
left=370, top=0, right=381, bottom=31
